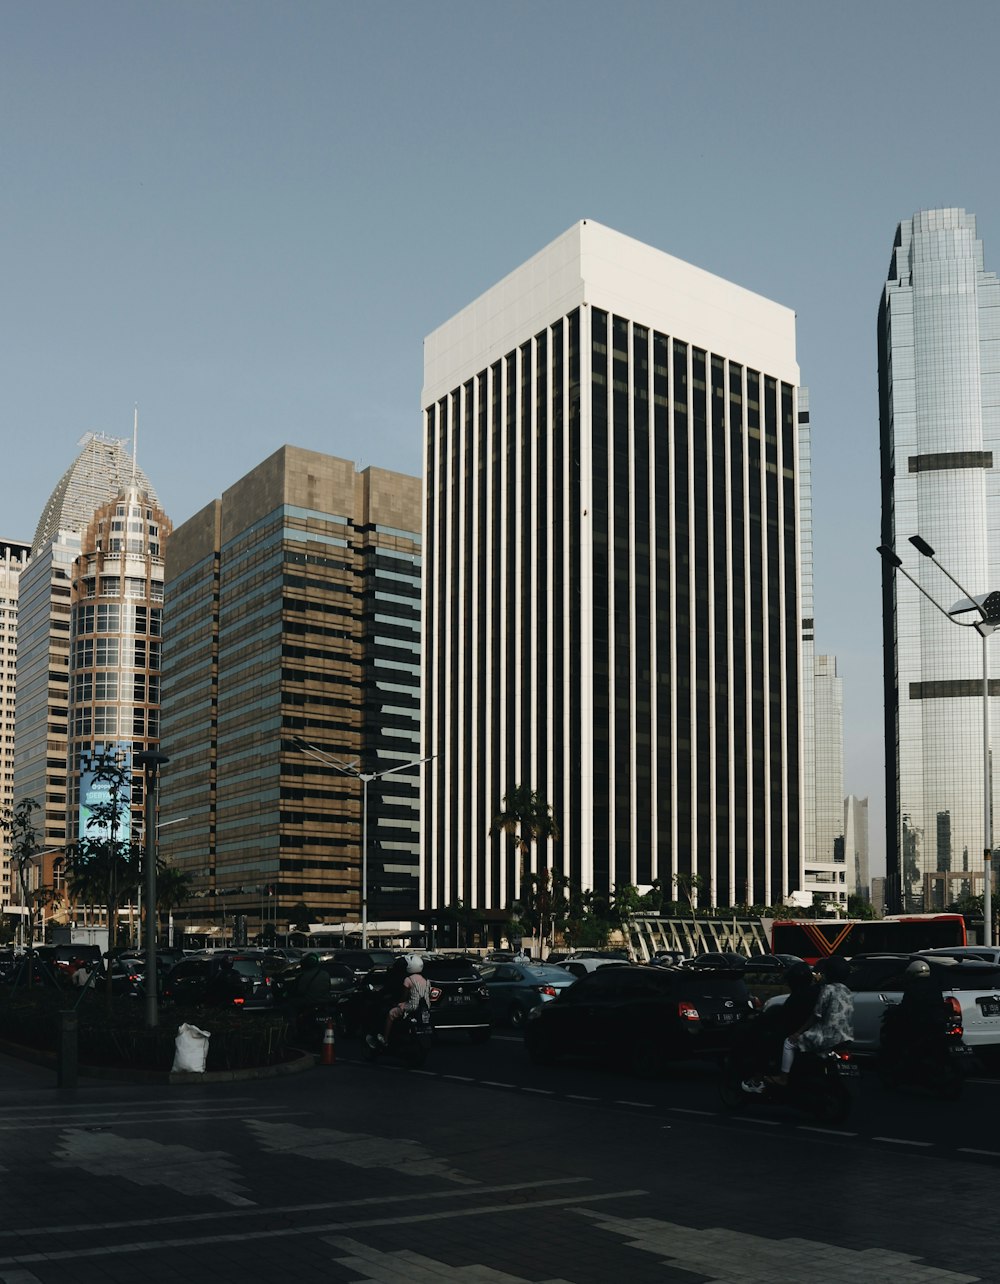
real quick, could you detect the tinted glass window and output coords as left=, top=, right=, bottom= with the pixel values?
left=940, top=966, right=1000, bottom=991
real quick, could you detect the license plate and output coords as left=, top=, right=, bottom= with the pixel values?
left=980, top=998, right=1000, bottom=1017
left=837, top=1062, right=860, bottom=1077
left=716, top=1012, right=735, bottom=1024
left=451, top=995, right=472, bottom=1004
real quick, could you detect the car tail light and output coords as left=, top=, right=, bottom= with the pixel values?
left=832, top=1047, right=852, bottom=1063
left=678, top=1000, right=700, bottom=1022
left=944, top=995, right=963, bottom=1037
left=232, top=996, right=245, bottom=1006
left=538, top=985, right=558, bottom=997
left=128, top=973, right=140, bottom=982
left=750, top=996, right=762, bottom=1010
left=429, top=985, right=443, bottom=1003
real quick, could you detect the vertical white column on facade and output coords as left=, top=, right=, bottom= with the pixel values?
left=418, top=420, right=431, bottom=916
left=603, top=313, right=617, bottom=884
left=667, top=338, right=679, bottom=892
left=497, top=357, right=510, bottom=908
left=740, top=369, right=755, bottom=903
left=545, top=327, right=557, bottom=874
left=579, top=308, right=595, bottom=892
left=775, top=389, right=789, bottom=904
left=526, top=341, right=538, bottom=876
left=647, top=337, right=659, bottom=889
left=559, top=319, right=574, bottom=881
left=685, top=346, right=698, bottom=885
left=483, top=367, right=497, bottom=910
left=705, top=366, right=718, bottom=905
left=724, top=364, right=737, bottom=905
left=422, top=408, right=440, bottom=914
left=458, top=382, right=473, bottom=912
left=441, top=396, right=455, bottom=911
left=626, top=321, right=639, bottom=887
left=759, top=391, right=773, bottom=908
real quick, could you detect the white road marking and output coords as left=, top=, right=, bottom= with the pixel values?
left=327, top=1236, right=576, bottom=1283
left=566, top=1094, right=600, bottom=1102
left=248, top=1119, right=478, bottom=1184
left=872, top=1137, right=933, bottom=1147
left=0, top=1188, right=647, bottom=1267
left=797, top=1126, right=858, bottom=1137
left=958, top=1147, right=1000, bottom=1157
left=668, top=1107, right=713, bottom=1116
left=520, top=1087, right=553, bottom=1094
left=732, top=1116, right=780, bottom=1126
left=480, top=1081, right=516, bottom=1088
left=442, top=1075, right=475, bottom=1082
left=54, top=1129, right=254, bottom=1205
left=614, top=1101, right=653, bottom=1108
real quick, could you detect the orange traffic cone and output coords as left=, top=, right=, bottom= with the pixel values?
left=321, top=1019, right=336, bottom=1066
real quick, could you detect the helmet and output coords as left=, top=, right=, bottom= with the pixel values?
left=784, top=961, right=815, bottom=991
left=405, top=954, right=424, bottom=975
left=905, top=959, right=931, bottom=980
left=302, top=953, right=320, bottom=968
left=815, top=956, right=850, bottom=984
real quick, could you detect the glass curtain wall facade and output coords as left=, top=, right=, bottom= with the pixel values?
left=67, top=485, right=171, bottom=837
left=160, top=447, right=421, bottom=941
left=422, top=221, right=803, bottom=921
left=879, top=208, right=1000, bottom=911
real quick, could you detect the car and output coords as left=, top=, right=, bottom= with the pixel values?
left=419, top=954, right=492, bottom=1041
left=161, top=950, right=286, bottom=1010
left=524, top=962, right=758, bottom=1074
left=479, top=961, right=576, bottom=1027
left=278, top=957, right=361, bottom=1037
left=557, top=957, right=631, bottom=978
left=920, top=946, right=1000, bottom=966
left=324, top=948, right=400, bottom=979
left=765, top=952, right=1000, bottom=1062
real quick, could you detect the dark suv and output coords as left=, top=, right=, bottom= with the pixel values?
left=524, top=963, right=758, bottom=1074
left=421, top=955, right=491, bottom=1041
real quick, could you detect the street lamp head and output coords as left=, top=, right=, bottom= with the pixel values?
left=135, top=750, right=170, bottom=772
left=877, top=544, right=903, bottom=567
left=909, top=534, right=936, bottom=558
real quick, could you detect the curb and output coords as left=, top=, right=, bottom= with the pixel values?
left=0, top=1037, right=316, bottom=1085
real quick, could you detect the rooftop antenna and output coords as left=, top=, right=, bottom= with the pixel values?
left=131, top=405, right=138, bottom=483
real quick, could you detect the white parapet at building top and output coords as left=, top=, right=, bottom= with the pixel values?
left=423, top=219, right=799, bottom=405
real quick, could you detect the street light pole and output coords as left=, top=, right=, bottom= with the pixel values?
left=879, top=541, right=1000, bottom=944
left=295, top=739, right=434, bottom=949
left=135, top=750, right=169, bottom=1028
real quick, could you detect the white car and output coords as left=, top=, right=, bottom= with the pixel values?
left=765, top=954, right=1000, bottom=1062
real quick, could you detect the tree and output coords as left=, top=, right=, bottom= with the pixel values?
left=672, top=872, right=709, bottom=923
left=0, top=798, right=53, bottom=979
left=156, top=865, right=192, bottom=940
left=507, top=869, right=569, bottom=957
left=493, top=786, right=559, bottom=880
left=65, top=750, right=141, bottom=1000
left=847, top=893, right=877, bottom=920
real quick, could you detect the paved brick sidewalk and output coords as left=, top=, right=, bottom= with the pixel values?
left=0, top=1051, right=993, bottom=1282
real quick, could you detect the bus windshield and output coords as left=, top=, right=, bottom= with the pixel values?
left=771, top=914, right=966, bottom=962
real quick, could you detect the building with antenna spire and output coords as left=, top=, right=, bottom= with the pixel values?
left=14, top=431, right=167, bottom=936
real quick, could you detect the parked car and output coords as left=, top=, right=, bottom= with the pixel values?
left=765, top=953, right=1000, bottom=1063
left=920, top=946, right=1000, bottom=966
left=524, top=962, right=758, bottom=1074
left=420, top=954, right=492, bottom=1041
left=161, top=950, right=285, bottom=1011
left=325, top=948, right=400, bottom=979
left=479, top=961, right=576, bottom=1027
left=557, top=957, right=631, bottom=978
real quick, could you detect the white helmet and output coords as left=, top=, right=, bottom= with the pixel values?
left=405, top=954, right=424, bottom=975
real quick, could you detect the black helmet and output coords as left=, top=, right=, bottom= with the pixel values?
left=784, top=961, right=815, bottom=991
left=303, top=953, right=320, bottom=968
left=815, top=956, right=850, bottom=983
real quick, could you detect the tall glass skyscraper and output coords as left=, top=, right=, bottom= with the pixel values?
left=423, top=221, right=804, bottom=923
left=879, top=208, right=1000, bottom=911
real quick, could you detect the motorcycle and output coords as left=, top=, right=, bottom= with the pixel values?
left=719, top=1044, right=857, bottom=1124
left=877, top=1003, right=970, bottom=1100
left=362, top=1004, right=433, bottom=1068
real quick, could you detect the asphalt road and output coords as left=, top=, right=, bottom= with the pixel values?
left=1, top=1031, right=998, bottom=1283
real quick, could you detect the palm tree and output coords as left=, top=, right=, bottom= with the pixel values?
left=0, top=798, right=52, bottom=979
left=493, top=785, right=559, bottom=871
left=155, top=864, right=192, bottom=941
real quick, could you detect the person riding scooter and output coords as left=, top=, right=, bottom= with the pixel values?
left=882, top=958, right=947, bottom=1061
left=744, top=955, right=854, bottom=1091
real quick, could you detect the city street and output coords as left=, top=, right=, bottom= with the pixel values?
left=1, top=1032, right=998, bottom=1283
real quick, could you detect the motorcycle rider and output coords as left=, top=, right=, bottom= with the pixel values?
left=883, top=958, right=945, bottom=1063
left=739, top=961, right=818, bottom=1091
left=364, top=954, right=409, bottom=1049
left=288, top=952, right=332, bottom=1030
left=744, top=955, right=853, bottom=1091
left=372, top=954, right=431, bottom=1048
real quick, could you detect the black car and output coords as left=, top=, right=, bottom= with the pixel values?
left=420, top=954, right=491, bottom=1041
left=325, top=948, right=399, bottom=979
left=523, top=963, right=758, bottom=1074
left=278, top=957, right=361, bottom=1036
left=161, top=950, right=285, bottom=1010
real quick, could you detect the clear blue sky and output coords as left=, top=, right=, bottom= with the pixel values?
left=5, top=0, right=1000, bottom=873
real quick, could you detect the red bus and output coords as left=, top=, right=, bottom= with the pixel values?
left=771, top=913, right=967, bottom=963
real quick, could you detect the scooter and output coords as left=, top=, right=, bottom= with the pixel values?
left=719, top=1044, right=857, bottom=1124
left=877, top=1003, right=970, bottom=1100
left=362, top=1005, right=433, bottom=1068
